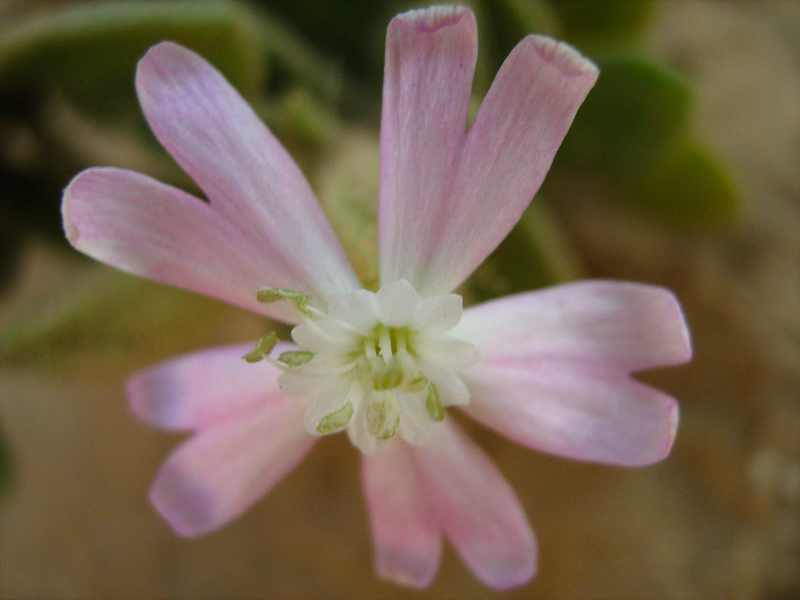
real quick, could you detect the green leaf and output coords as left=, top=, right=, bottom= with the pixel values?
left=0, top=1, right=269, bottom=115
left=545, top=0, right=654, bottom=49
left=554, top=55, right=692, bottom=177
left=251, top=0, right=400, bottom=85
left=493, top=0, right=560, bottom=37
left=549, top=55, right=738, bottom=227
left=626, top=143, right=739, bottom=227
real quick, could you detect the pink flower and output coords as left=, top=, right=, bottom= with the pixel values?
left=61, top=5, right=691, bottom=590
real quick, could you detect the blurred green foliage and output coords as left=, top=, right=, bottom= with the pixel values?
left=556, top=56, right=693, bottom=175
left=0, top=0, right=739, bottom=292
left=548, top=55, right=737, bottom=227
left=0, top=1, right=268, bottom=115
left=545, top=0, right=654, bottom=48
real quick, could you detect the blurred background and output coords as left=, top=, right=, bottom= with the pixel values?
left=0, top=0, right=798, bottom=598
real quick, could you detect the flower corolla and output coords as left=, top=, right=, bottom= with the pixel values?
left=62, top=5, right=691, bottom=590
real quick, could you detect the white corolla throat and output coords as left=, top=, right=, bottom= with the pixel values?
left=245, top=279, right=479, bottom=454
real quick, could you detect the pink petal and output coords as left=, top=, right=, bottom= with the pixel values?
left=149, top=394, right=314, bottom=537
left=64, top=168, right=300, bottom=323
left=361, top=440, right=441, bottom=588
left=456, top=281, right=689, bottom=466
left=462, top=362, right=680, bottom=466
left=410, top=420, right=537, bottom=589
left=381, top=27, right=598, bottom=296
left=136, top=42, right=358, bottom=301
left=127, top=341, right=293, bottom=431
left=455, top=281, right=692, bottom=372
left=377, top=6, right=477, bottom=291
left=439, top=37, right=598, bottom=294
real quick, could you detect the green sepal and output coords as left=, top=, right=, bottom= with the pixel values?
left=317, top=402, right=354, bottom=435
left=277, top=350, right=316, bottom=367
left=243, top=332, right=278, bottom=363
left=425, top=383, right=445, bottom=423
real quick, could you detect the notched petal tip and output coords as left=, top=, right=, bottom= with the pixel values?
left=149, top=464, right=217, bottom=538
left=135, top=41, right=182, bottom=92
left=62, top=168, right=110, bottom=248
left=481, top=552, right=537, bottom=590
left=126, top=369, right=181, bottom=431
left=394, top=5, right=473, bottom=33
left=136, top=40, right=185, bottom=70
left=666, top=292, right=694, bottom=365
left=638, top=284, right=693, bottom=368
left=526, top=34, right=598, bottom=77
left=665, top=400, right=680, bottom=458
left=634, top=396, right=681, bottom=466
left=376, top=553, right=438, bottom=589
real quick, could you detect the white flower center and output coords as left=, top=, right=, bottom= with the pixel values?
left=254, top=279, right=479, bottom=455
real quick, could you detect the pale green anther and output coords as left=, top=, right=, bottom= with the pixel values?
left=425, top=382, right=444, bottom=422
left=366, top=391, right=401, bottom=440
left=317, top=402, right=354, bottom=434
left=242, top=332, right=278, bottom=363
left=256, top=287, right=312, bottom=316
left=278, top=350, right=316, bottom=367
left=405, top=370, right=428, bottom=393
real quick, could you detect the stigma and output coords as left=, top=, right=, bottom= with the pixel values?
left=246, top=279, right=479, bottom=454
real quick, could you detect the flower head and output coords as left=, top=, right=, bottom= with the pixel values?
left=62, top=5, right=691, bottom=590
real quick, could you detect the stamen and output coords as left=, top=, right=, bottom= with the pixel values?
left=256, top=287, right=313, bottom=316
left=425, top=382, right=444, bottom=422
left=317, top=401, right=354, bottom=434
left=379, top=327, right=393, bottom=361
left=248, top=282, right=474, bottom=449
left=364, top=337, right=377, bottom=360
left=301, top=316, right=341, bottom=345
left=395, top=329, right=408, bottom=354
left=277, top=350, right=316, bottom=367
left=243, top=332, right=278, bottom=363
left=366, top=391, right=401, bottom=440
left=305, top=305, right=365, bottom=335
left=297, top=358, right=362, bottom=377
